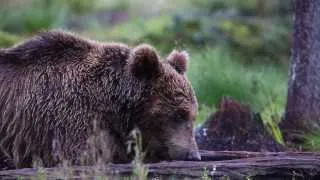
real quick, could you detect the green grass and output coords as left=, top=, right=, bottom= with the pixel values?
left=0, top=31, right=22, bottom=47
left=188, top=47, right=288, bottom=111
left=129, top=128, right=149, bottom=180
left=196, top=104, right=216, bottom=126
left=304, top=132, right=320, bottom=151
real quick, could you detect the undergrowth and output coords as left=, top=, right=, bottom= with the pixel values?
left=304, top=132, right=320, bottom=151
left=128, top=128, right=149, bottom=180
left=25, top=127, right=150, bottom=179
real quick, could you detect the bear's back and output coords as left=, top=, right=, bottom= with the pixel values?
left=0, top=30, right=130, bottom=67
left=0, top=30, right=131, bottom=113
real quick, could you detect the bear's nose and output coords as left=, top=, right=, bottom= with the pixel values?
left=186, top=151, right=201, bottom=161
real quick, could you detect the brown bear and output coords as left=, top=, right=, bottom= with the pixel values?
left=0, top=30, right=200, bottom=169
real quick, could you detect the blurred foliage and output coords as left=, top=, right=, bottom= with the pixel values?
left=61, top=0, right=98, bottom=14
left=196, top=104, right=216, bottom=126
left=94, top=0, right=292, bottom=65
left=164, top=0, right=292, bottom=65
left=0, top=0, right=107, bottom=34
left=192, top=0, right=291, bottom=16
left=108, top=0, right=129, bottom=11
left=0, top=31, right=21, bottom=47
left=0, top=0, right=68, bottom=34
left=188, top=47, right=287, bottom=111
left=87, top=15, right=171, bottom=49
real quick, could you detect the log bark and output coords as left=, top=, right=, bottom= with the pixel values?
left=282, top=0, right=320, bottom=143
left=0, top=151, right=319, bottom=179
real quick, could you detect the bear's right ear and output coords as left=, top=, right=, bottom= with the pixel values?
left=166, top=50, right=189, bottom=74
left=129, top=44, right=161, bottom=80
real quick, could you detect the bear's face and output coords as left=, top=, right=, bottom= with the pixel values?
left=129, top=45, right=200, bottom=162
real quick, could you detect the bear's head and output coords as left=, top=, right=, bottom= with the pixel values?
left=129, top=44, right=200, bottom=162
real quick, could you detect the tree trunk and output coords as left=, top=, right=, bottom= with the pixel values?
left=281, top=0, right=320, bottom=143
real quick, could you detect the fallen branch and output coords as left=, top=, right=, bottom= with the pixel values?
left=199, top=150, right=320, bottom=160
left=0, top=151, right=319, bottom=179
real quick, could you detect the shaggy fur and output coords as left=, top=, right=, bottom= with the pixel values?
left=0, top=30, right=199, bottom=168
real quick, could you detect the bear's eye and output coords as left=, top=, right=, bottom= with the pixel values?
left=176, top=96, right=184, bottom=105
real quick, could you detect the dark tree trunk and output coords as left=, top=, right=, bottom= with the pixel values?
left=281, top=0, right=320, bottom=143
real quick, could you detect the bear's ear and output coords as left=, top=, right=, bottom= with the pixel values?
left=167, top=50, right=189, bottom=74
left=129, top=44, right=161, bottom=79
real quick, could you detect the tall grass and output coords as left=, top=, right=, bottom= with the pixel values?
left=188, top=47, right=287, bottom=111
left=304, top=132, right=320, bottom=151
left=128, top=128, right=149, bottom=180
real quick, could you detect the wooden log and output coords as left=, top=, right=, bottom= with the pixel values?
left=199, top=150, right=320, bottom=160
left=0, top=151, right=319, bottom=179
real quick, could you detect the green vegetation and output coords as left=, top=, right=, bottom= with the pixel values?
left=188, top=47, right=287, bottom=110
left=305, top=132, right=320, bottom=151
left=87, top=15, right=172, bottom=45
left=0, top=31, right=21, bottom=47
left=0, top=0, right=68, bottom=34
left=201, top=167, right=211, bottom=180
left=128, top=128, right=149, bottom=180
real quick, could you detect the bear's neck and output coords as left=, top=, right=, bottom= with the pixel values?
left=97, top=68, right=151, bottom=140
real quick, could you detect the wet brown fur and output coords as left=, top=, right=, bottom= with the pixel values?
left=0, top=30, right=199, bottom=168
